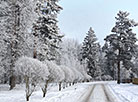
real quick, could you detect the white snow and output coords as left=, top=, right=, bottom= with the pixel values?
left=90, top=85, right=108, bottom=102
left=0, top=83, right=90, bottom=102
left=1, top=81, right=138, bottom=102
left=109, top=81, right=138, bottom=102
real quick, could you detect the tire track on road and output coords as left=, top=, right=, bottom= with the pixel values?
left=79, top=84, right=118, bottom=102
left=79, top=84, right=95, bottom=102
left=102, top=84, right=114, bottom=102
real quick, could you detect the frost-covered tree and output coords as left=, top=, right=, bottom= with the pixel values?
left=81, top=27, right=101, bottom=79
left=58, top=39, right=91, bottom=82
left=104, top=11, right=138, bottom=84
left=0, top=8, right=7, bottom=83
left=32, top=0, right=63, bottom=61
left=15, top=56, right=50, bottom=101
left=0, top=0, right=37, bottom=89
left=0, top=0, right=21, bottom=89
left=44, top=60, right=65, bottom=91
left=60, top=65, right=75, bottom=84
left=102, top=42, right=117, bottom=80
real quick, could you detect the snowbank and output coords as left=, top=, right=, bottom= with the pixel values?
left=109, top=81, right=138, bottom=102
left=0, top=83, right=90, bottom=102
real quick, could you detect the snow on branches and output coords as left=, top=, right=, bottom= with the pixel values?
left=104, top=11, right=138, bottom=84
left=15, top=56, right=50, bottom=101
left=15, top=56, right=49, bottom=80
left=44, top=60, right=65, bottom=83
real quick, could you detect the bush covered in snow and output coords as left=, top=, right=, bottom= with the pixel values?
left=44, top=60, right=65, bottom=91
left=15, top=56, right=50, bottom=101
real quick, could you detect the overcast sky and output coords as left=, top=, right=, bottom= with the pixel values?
left=58, top=0, right=138, bottom=45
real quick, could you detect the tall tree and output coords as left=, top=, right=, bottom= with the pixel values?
left=0, top=0, right=37, bottom=89
left=4, top=0, right=22, bottom=90
left=104, top=11, right=138, bottom=84
left=32, top=0, right=63, bottom=61
left=58, top=39, right=90, bottom=80
left=81, top=27, right=101, bottom=79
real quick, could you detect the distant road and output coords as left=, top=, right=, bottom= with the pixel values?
left=79, top=83, right=118, bottom=102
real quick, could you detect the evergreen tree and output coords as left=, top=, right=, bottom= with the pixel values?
left=32, top=0, right=63, bottom=61
left=81, top=27, right=101, bottom=79
left=104, top=11, right=138, bottom=84
left=102, top=42, right=117, bottom=80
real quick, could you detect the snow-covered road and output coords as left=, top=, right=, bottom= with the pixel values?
left=79, top=83, right=118, bottom=102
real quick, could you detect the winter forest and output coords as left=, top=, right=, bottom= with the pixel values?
left=0, top=0, right=138, bottom=102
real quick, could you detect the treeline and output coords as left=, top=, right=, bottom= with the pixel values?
left=0, top=1, right=138, bottom=100
left=15, top=56, right=90, bottom=101
left=80, top=11, right=138, bottom=84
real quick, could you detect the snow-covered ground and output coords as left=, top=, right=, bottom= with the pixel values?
left=109, top=81, right=138, bottom=102
left=0, top=83, right=91, bottom=102
left=0, top=81, right=138, bottom=102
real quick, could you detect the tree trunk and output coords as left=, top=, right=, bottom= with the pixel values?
left=9, top=43, right=16, bottom=90
left=42, top=80, right=49, bottom=97
left=18, top=75, right=22, bottom=84
left=63, top=83, right=65, bottom=89
left=66, top=83, right=68, bottom=88
left=4, top=73, right=7, bottom=84
left=112, top=63, right=115, bottom=80
left=25, top=76, right=30, bottom=101
left=117, top=61, right=120, bottom=84
left=59, top=82, right=62, bottom=91
left=33, top=24, right=37, bottom=59
left=26, top=96, right=29, bottom=102
left=72, top=82, right=75, bottom=85
left=9, top=75, right=16, bottom=90
left=9, top=4, right=20, bottom=90
left=33, top=49, right=37, bottom=59
left=43, top=91, right=46, bottom=97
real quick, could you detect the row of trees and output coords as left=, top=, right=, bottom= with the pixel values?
left=0, top=0, right=91, bottom=101
left=0, top=0, right=90, bottom=89
left=0, top=0, right=63, bottom=89
left=81, top=11, right=138, bottom=84
left=0, top=2, right=138, bottom=101
left=15, top=56, right=90, bottom=101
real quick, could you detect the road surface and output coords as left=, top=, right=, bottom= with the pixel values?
left=79, top=83, right=118, bottom=102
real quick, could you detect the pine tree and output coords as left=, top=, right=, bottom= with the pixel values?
left=104, top=11, right=138, bottom=84
left=102, top=42, right=117, bottom=80
left=81, top=27, right=101, bottom=79
left=32, top=0, right=63, bottom=61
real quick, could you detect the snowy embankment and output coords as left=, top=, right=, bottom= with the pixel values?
left=1, top=81, right=138, bottom=102
left=109, top=81, right=138, bottom=102
left=0, top=83, right=90, bottom=102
